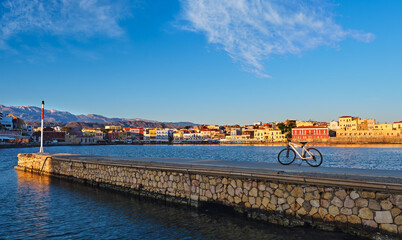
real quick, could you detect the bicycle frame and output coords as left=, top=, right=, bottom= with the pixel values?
left=287, top=142, right=314, bottom=160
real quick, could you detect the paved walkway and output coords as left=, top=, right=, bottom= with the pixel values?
left=50, top=154, right=402, bottom=185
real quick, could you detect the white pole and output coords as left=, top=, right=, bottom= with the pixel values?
left=39, top=101, right=44, bottom=153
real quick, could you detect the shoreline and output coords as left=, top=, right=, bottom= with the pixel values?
left=2, top=142, right=402, bottom=149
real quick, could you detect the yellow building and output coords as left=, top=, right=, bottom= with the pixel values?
left=254, top=129, right=286, bottom=142
left=149, top=129, right=156, bottom=139
left=374, top=123, right=393, bottom=131
left=296, top=121, right=314, bottom=127
left=339, top=116, right=361, bottom=130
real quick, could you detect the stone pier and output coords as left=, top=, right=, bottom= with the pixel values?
left=16, top=153, right=402, bottom=239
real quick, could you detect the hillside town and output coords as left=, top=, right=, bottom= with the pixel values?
left=1, top=112, right=401, bottom=146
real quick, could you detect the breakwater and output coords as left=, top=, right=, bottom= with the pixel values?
left=16, top=153, right=402, bottom=239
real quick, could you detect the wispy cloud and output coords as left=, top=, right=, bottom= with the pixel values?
left=0, top=0, right=130, bottom=51
left=180, top=0, right=375, bottom=77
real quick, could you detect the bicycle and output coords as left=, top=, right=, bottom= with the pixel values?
left=277, top=139, right=323, bottom=167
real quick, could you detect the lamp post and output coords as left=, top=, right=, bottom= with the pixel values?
left=39, top=101, right=44, bottom=153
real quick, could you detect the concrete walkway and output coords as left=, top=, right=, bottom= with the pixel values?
left=50, top=154, right=402, bottom=186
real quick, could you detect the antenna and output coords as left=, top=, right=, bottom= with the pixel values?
left=39, top=101, right=44, bottom=153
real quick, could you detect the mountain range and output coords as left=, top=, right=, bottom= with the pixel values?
left=0, top=105, right=197, bottom=128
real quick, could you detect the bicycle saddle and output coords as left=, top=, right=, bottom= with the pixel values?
left=300, top=142, right=307, bottom=145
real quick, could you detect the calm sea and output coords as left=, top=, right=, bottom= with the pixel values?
left=2, top=145, right=400, bottom=239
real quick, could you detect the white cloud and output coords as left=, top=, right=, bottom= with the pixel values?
left=180, top=0, right=375, bottom=77
left=0, top=0, right=129, bottom=50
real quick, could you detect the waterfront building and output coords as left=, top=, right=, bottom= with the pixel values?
left=336, top=128, right=401, bottom=138
left=127, top=128, right=144, bottom=141
left=33, top=129, right=65, bottom=143
left=296, top=121, right=315, bottom=127
left=23, top=123, right=33, bottom=136
left=182, top=133, right=204, bottom=142
left=1, top=116, right=13, bottom=130
left=105, top=125, right=122, bottom=131
left=5, top=114, right=24, bottom=130
left=156, top=128, right=172, bottom=142
left=329, top=121, right=339, bottom=130
left=230, top=128, right=242, bottom=136
left=338, top=116, right=361, bottom=130
left=107, top=131, right=119, bottom=142
left=374, top=123, right=394, bottom=130
left=94, top=130, right=104, bottom=142
left=207, top=125, right=220, bottom=130
left=292, top=126, right=329, bottom=140
left=82, top=128, right=97, bottom=136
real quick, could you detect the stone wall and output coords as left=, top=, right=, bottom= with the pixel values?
left=16, top=153, right=402, bottom=239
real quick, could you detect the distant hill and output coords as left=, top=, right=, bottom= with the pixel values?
left=66, top=121, right=178, bottom=129
left=163, top=122, right=199, bottom=127
left=0, top=105, right=197, bottom=128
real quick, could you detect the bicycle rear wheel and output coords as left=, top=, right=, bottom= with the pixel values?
left=278, top=148, right=296, bottom=165
left=305, top=148, right=323, bottom=167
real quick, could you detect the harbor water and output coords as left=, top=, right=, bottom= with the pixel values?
left=2, top=145, right=400, bottom=239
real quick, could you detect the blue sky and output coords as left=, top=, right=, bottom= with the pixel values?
left=0, top=0, right=401, bottom=125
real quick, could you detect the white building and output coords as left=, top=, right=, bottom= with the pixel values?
left=1, top=116, right=13, bottom=130
left=24, top=124, right=33, bottom=135
left=156, top=129, right=172, bottom=141
left=329, top=121, right=340, bottom=130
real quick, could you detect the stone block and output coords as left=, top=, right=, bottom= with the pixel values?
left=310, top=200, right=320, bottom=207
left=394, top=216, right=402, bottom=225
left=380, top=224, right=398, bottom=234
left=296, top=197, right=304, bottom=206
left=309, top=207, right=318, bottom=216
left=360, top=191, right=375, bottom=199
left=344, top=196, right=355, bottom=208
left=278, top=198, right=286, bottom=205
left=262, top=197, right=269, bottom=207
left=329, top=206, right=340, bottom=217
left=362, top=219, right=378, bottom=228
left=297, top=208, right=307, bottom=215
left=335, top=190, right=347, bottom=200
left=375, top=211, right=393, bottom=224
left=380, top=200, right=393, bottom=210
left=249, top=188, right=258, bottom=197
left=228, top=185, right=235, bottom=197
left=391, top=208, right=401, bottom=217
left=305, top=193, right=314, bottom=201
left=347, top=215, right=361, bottom=224
left=331, top=196, right=343, bottom=208
left=320, top=199, right=330, bottom=208
left=358, top=208, right=374, bottom=220
left=390, top=195, right=402, bottom=208
left=356, top=198, right=368, bottom=208
left=291, top=187, right=304, bottom=198
left=368, top=199, right=381, bottom=211
left=376, top=193, right=390, bottom=200
left=319, top=207, right=328, bottom=218
left=322, top=192, right=333, bottom=200
left=350, top=191, right=360, bottom=200
left=340, top=207, right=352, bottom=216
left=335, top=215, right=347, bottom=223
left=287, top=196, right=295, bottom=205
left=274, top=189, right=284, bottom=198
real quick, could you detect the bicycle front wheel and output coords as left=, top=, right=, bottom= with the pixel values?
left=278, top=148, right=296, bottom=165
left=305, top=148, right=323, bottom=167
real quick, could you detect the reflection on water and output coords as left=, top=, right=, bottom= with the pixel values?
left=0, top=147, right=372, bottom=239
left=4, top=171, right=360, bottom=239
